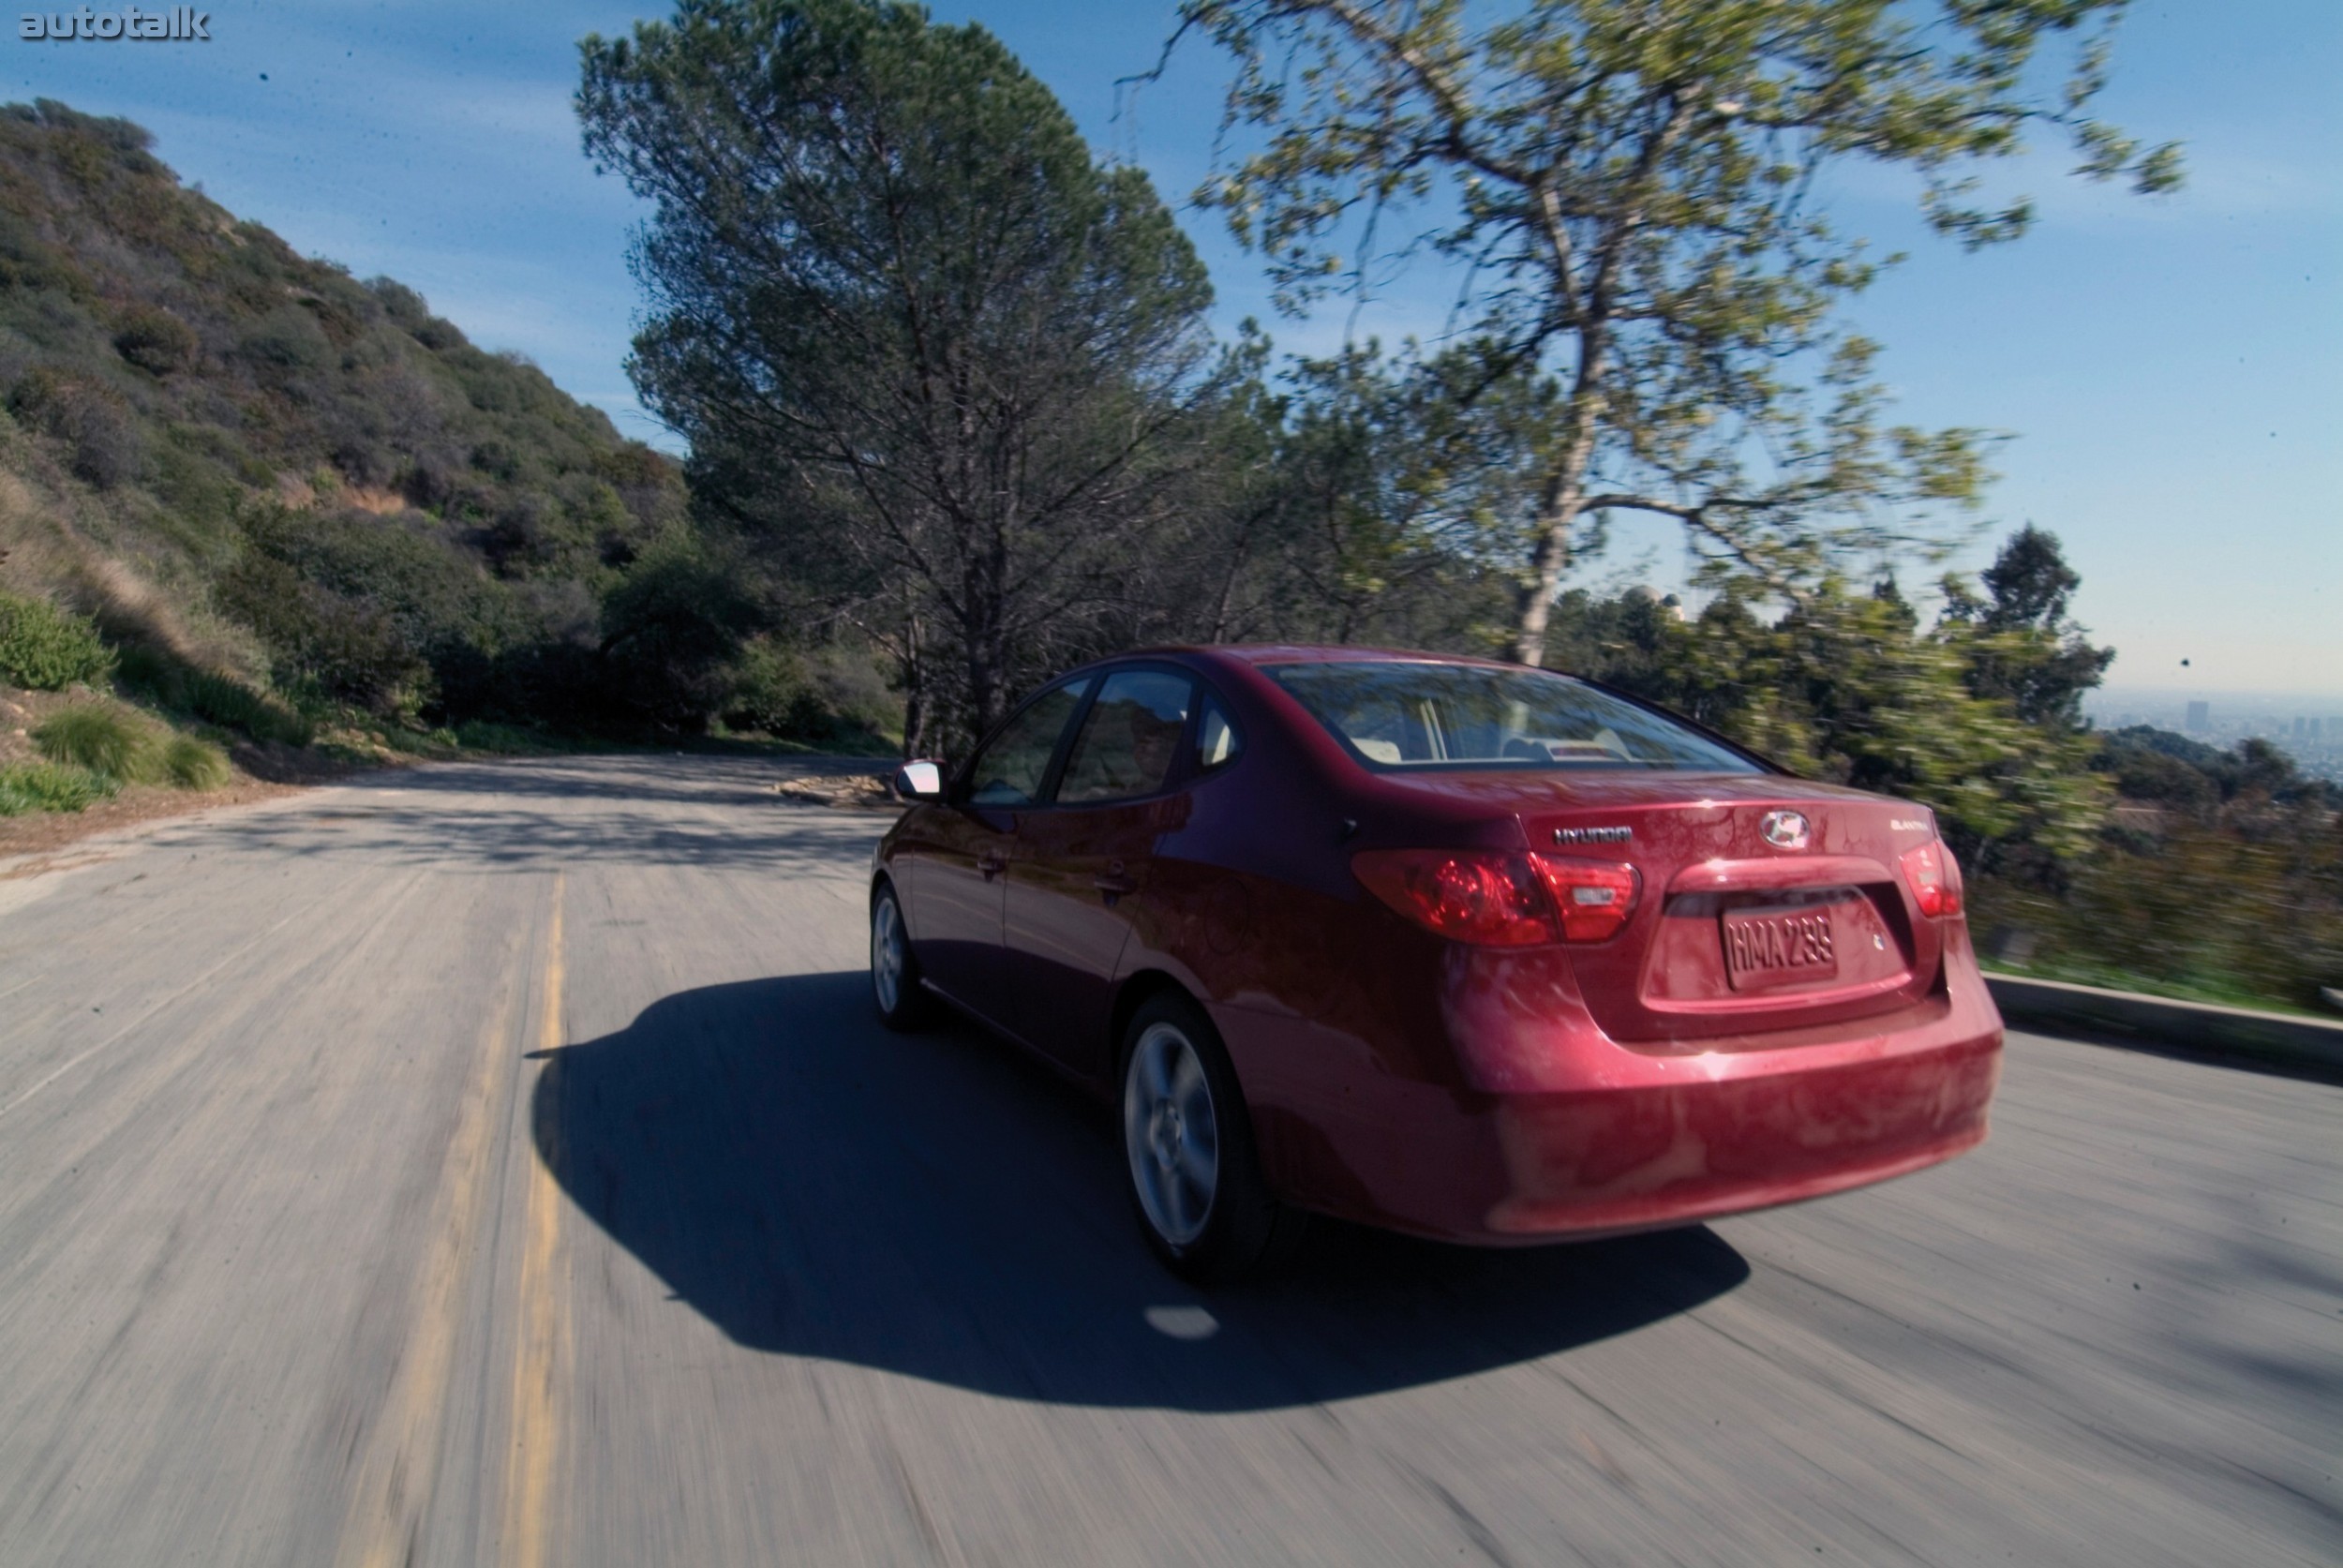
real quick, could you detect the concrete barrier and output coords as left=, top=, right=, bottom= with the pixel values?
left=1985, top=973, right=2343, bottom=1077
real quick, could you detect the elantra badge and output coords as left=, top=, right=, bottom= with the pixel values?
left=1760, top=810, right=1811, bottom=850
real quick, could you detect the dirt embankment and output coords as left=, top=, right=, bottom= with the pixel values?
left=0, top=685, right=347, bottom=864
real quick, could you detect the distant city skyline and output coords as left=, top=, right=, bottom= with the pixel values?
left=8, top=0, right=2338, bottom=690
left=2091, top=685, right=2343, bottom=781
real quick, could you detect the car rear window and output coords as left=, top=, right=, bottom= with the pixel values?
left=1264, top=661, right=1761, bottom=773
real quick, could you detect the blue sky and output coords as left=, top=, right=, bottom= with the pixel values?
left=9, top=1, right=2338, bottom=693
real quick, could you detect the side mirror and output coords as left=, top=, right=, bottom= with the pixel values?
left=892, top=759, right=946, bottom=801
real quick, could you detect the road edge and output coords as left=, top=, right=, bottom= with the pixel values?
left=1986, top=973, right=2343, bottom=1080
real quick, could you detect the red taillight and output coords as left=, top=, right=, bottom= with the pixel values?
left=1529, top=855, right=1641, bottom=942
left=1898, top=840, right=1964, bottom=918
left=1352, top=850, right=1552, bottom=945
left=1352, top=849, right=1640, bottom=946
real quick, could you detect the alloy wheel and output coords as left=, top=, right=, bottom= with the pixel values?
left=871, top=893, right=905, bottom=1014
left=1124, top=1021, right=1220, bottom=1247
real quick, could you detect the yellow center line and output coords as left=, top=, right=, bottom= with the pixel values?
left=505, top=873, right=569, bottom=1568
left=335, top=946, right=521, bottom=1568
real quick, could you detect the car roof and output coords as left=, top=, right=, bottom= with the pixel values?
left=1124, top=643, right=1524, bottom=672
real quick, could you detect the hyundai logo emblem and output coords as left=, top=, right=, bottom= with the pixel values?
left=1760, top=810, right=1811, bottom=850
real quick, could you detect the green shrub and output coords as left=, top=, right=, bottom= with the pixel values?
left=157, top=734, right=231, bottom=789
left=112, top=640, right=187, bottom=706
left=186, top=670, right=313, bottom=746
left=0, top=760, right=113, bottom=814
left=1973, top=822, right=2343, bottom=1012
left=0, top=590, right=114, bottom=690
left=599, top=536, right=759, bottom=726
left=451, top=719, right=560, bottom=754
left=724, top=639, right=895, bottom=743
left=722, top=638, right=812, bottom=735
left=7, top=366, right=144, bottom=487
left=33, top=703, right=150, bottom=779
left=366, top=276, right=428, bottom=323
left=113, top=306, right=199, bottom=375
left=235, top=305, right=332, bottom=373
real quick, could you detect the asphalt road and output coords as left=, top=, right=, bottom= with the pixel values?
left=1, top=754, right=2336, bottom=1568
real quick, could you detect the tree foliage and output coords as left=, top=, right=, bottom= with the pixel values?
left=1978, top=732, right=2342, bottom=1009
left=1171, top=0, right=2182, bottom=659
left=1555, top=569, right=2111, bottom=876
left=580, top=0, right=1223, bottom=744
left=1196, top=339, right=1516, bottom=648
left=1940, top=522, right=2113, bottom=729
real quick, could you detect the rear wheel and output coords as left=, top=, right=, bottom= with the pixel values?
left=1120, top=993, right=1302, bottom=1283
left=870, top=881, right=933, bottom=1030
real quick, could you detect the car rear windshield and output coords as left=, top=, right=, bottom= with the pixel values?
left=1264, top=661, right=1762, bottom=774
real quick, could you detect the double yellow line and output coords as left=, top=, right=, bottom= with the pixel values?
left=505, top=878, right=571, bottom=1568
left=335, top=873, right=570, bottom=1568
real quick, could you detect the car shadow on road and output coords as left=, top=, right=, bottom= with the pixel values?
left=535, top=971, right=1749, bottom=1411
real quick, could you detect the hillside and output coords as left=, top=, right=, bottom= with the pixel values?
left=0, top=97, right=798, bottom=755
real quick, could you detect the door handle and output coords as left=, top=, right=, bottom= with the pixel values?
left=1094, top=859, right=1137, bottom=903
left=978, top=852, right=1007, bottom=879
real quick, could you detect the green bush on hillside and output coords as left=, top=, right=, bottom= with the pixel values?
left=7, top=366, right=143, bottom=487
left=184, top=669, right=312, bottom=746
left=0, top=760, right=112, bottom=814
left=723, top=639, right=818, bottom=736
left=1973, top=822, right=2343, bottom=1011
left=234, top=305, right=333, bottom=375
left=0, top=101, right=793, bottom=744
left=724, top=639, right=893, bottom=743
left=216, top=547, right=434, bottom=718
left=33, top=703, right=148, bottom=779
left=113, top=306, right=199, bottom=375
left=598, top=534, right=761, bottom=727
left=157, top=733, right=231, bottom=789
left=0, top=590, right=114, bottom=689
left=451, top=719, right=561, bottom=754
left=26, top=707, right=234, bottom=796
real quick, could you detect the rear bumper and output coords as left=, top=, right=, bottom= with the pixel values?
left=1480, top=1026, right=1998, bottom=1239
left=1221, top=962, right=2003, bottom=1245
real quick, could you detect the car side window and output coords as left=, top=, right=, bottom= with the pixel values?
left=1056, top=670, right=1194, bottom=805
left=1194, top=694, right=1242, bottom=772
left=967, top=679, right=1092, bottom=806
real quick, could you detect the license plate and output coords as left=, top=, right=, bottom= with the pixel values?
left=1722, top=903, right=1840, bottom=991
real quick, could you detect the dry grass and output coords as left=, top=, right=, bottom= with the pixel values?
left=339, top=486, right=410, bottom=516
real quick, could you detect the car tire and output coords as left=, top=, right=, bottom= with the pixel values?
left=870, top=880, right=933, bottom=1031
left=1120, top=992, right=1305, bottom=1284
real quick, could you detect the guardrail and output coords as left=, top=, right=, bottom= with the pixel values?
left=1985, top=974, right=2343, bottom=1078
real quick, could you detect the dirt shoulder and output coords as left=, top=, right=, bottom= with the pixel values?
left=0, top=776, right=307, bottom=869
left=0, top=684, right=381, bottom=867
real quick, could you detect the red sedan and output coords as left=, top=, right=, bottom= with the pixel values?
left=870, top=646, right=2002, bottom=1281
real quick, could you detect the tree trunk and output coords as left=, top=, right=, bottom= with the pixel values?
left=899, top=608, right=927, bottom=760
left=1512, top=403, right=1603, bottom=666
left=1206, top=521, right=1256, bottom=643
left=961, top=523, right=1009, bottom=739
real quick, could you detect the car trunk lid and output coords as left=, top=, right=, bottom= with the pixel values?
left=1518, top=774, right=1941, bottom=1042
left=1358, top=769, right=1946, bottom=1044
